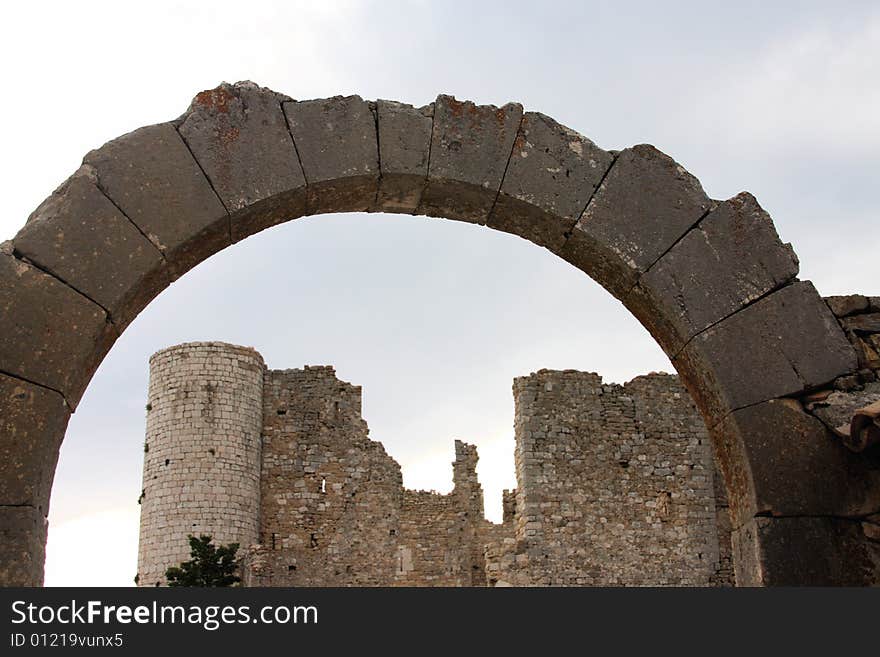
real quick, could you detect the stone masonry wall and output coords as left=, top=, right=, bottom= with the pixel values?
left=136, top=342, right=264, bottom=587
left=394, top=441, right=490, bottom=586
left=488, top=370, right=732, bottom=586
left=246, top=367, right=497, bottom=586
left=140, top=343, right=731, bottom=587
left=252, top=366, right=402, bottom=585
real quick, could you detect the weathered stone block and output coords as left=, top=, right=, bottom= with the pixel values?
left=559, top=144, right=712, bottom=299
left=176, top=82, right=308, bottom=242
left=0, top=244, right=118, bottom=409
left=13, top=165, right=170, bottom=331
left=628, top=192, right=799, bottom=356
left=0, top=505, right=47, bottom=586
left=488, top=112, right=614, bottom=250
left=825, top=294, right=869, bottom=318
left=83, top=122, right=230, bottom=277
left=675, top=281, right=857, bottom=423
left=419, top=95, right=522, bottom=224
left=732, top=516, right=880, bottom=586
left=375, top=100, right=433, bottom=213
left=712, top=399, right=880, bottom=529
left=283, top=96, right=379, bottom=214
left=0, top=373, right=70, bottom=512
left=842, top=313, right=880, bottom=333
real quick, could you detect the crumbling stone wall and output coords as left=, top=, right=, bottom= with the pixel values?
left=140, top=343, right=732, bottom=587
left=253, top=366, right=402, bottom=585
left=137, top=342, right=264, bottom=587
left=487, top=370, right=731, bottom=586
left=394, top=442, right=489, bottom=586
left=244, top=366, right=496, bottom=586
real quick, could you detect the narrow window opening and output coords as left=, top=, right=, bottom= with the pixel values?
left=321, top=477, right=327, bottom=493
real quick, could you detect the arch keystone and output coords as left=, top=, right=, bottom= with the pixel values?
left=375, top=100, right=433, bottom=213
left=418, top=95, right=523, bottom=224
left=283, top=95, right=379, bottom=214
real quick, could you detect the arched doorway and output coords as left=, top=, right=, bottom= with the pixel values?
left=2, top=82, right=878, bottom=585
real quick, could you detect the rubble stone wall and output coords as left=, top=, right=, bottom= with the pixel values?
left=254, top=366, right=402, bottom=585
left=488, top=370, right=732, bottom=586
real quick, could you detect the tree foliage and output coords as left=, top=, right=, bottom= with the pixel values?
left=165, top=534, right=241, bottom=587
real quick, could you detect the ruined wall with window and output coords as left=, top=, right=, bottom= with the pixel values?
left=251, top=366, right=403, bottom=585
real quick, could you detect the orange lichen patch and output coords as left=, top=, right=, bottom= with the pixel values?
left=445, top=96, right=467, bottom=118
left=194, top=85, right=235, bottom=114
left=218, top=125, right=240, bottom=147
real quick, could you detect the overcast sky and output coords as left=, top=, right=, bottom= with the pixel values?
left=2, top=1, right=877, bottom=586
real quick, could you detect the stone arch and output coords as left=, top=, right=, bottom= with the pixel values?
left=1, top=82, right=878, bottom=586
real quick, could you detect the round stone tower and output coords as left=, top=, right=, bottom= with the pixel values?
left=136, top=342, right=265, bottom=587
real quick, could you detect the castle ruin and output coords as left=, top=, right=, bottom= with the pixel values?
left=137, top=342, right=733, bottom=587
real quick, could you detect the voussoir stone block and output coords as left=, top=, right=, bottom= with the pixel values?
left=83, top=122, right=230, bottom=278
left=712, top=398, right=880, bottom=529
left=375, top=100, right=433, bottom=213
left=418, top=95, right=523, bottom=224
left=732, top=516, right=880, bottom=586
left=13, top=165, right=170, bottom=331
left=283, top=95, right=379, bottom=214
left=0, top=243, right=117, bottom=409
left=0, top=373, right=70, bottom=512
left=825, top=294, right=869, bottom=318
left=176, top=81, right=308, bottom=242
left=0, top=505, right=47, bottom=586
left=488, top=112, right=614, bottom=251
left=674, top=281, right=858, bottom=424
left=627, top=192, right=799, bottom=356
left=842, top=313, right=880, bottom=334
left=559, top=144, right=712, bottom=300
